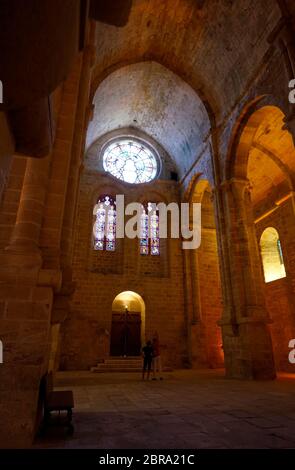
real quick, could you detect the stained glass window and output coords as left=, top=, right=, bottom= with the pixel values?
left=93, top=195, right=116, bottom=251
left=140, top=208, right=149, bottom=255
left=140, top=202, right=160, bottom=256
left=103, top=139, right=158, bottom=184
left=150, top=209, right=160, bottom=255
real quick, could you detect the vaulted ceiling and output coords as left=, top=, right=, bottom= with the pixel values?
left=90, top=0, right=282, bottom=177
left=92, top=0, right=280, bottom=120
left=87, top=61, right=210, bottom=177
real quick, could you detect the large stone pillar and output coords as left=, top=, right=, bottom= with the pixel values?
left=5, top=156, right=50, bottom=267
left=60, top=40, right=95, bottom=269
left=217, top=178, right=276, bottom=379
left=0, top=151, right=63, bottom=447
left=0, top=121, right=66, bottom=449
left=0, top=14, right=93, bottom=444
left=0, top=112, right=14, bottom=203
left=52, top=27, right=96, bottom=373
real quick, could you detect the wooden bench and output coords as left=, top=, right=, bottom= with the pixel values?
left=39, top=372, right=74, bottom=436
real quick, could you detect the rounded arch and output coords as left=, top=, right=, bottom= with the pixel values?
left=90, top=186, right=121, bottom=252
left=226, top=102, right=295, bottom=210
left=87, top=61, right=212, bottom=179
left=251, top=142, right=294, bottom=190
left=100, top=137, right=161, bottom=185
left=224, top=100, right=295, bottom=374
left=226, top=101, right=288, bottom=180
left=260, top=227, right=286, bottom=283
left=112, top=290, right=146, bottom=348
left=85, top=126, right=177, bottom=183
left=185, top=177, right=216, bottom=232
left=137, top=189, right=170, bottom=206
left=183, top=173, right=206, bottom=203
left=226, top=95, right=295, bottom=179
left=89, top=56, right=216, bottom=126
left=189, top=178, right=211, bottom=204
left=90, top=180, right=126, bottom=207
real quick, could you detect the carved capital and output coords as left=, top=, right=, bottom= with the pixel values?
left=220, top=178, right=251, bottom=201
left=37, top=269, right=62, bottom=293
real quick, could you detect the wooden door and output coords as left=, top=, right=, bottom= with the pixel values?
left=110, top=312, right=141, bottom=356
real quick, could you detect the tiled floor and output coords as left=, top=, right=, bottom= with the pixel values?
left=34, top=369, right=295, bottom=449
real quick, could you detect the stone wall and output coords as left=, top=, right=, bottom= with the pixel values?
left=0, top=33, right=93, bottom=446
left=60, top=172, right=187, bottom=370
left=256, top=198, right=295, bottom=372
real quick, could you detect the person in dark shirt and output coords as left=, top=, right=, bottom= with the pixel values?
left=142, top=340, right=153, bottom=380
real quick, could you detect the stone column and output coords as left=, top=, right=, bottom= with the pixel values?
left=5, top=155, right=50, bottom=269
left=182, top=195, right=205, bottom=366
left=0, top=150, right=63, bottom=447
left=0, top=112, right=14, bottom=204
left=182, top=248, right=194, bottom=366
left=211, top=185, right=235, bottom=328
left=51, top=36, right=95, bottom=374
left=60, top=42, right=95, bottom=269
left=218, top=178, right=276, bottom=379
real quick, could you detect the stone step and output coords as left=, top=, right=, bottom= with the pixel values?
left=107, top=356, right=141, bottom=360
left=91, top=367, right=142, bottom=373
left=96, top=363, right=141, bottom=369
left=103, top=357, right=142, bottom=364
left=91, top=356, right=142, bottom=373
left=91, top=356, right=172, bottom=373
left=103, top=361, right=141, bottom=364
left=91, top=358, right=173, bottom=373
left=103, top=361, right=142, bottom=366
left=104, top=357, right=142, bottom=360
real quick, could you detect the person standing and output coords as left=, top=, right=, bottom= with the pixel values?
left=152, top=332, right=163, bottom=380
left=142, top=340, right=153, bottom=380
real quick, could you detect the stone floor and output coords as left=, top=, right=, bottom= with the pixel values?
left=34, top=369, right=295, bottom=449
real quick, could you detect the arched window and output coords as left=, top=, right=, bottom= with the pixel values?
left=140, top=202, right=160, bottom=255
left=260, top=227, right=286, bottom=283
left=102, top=139, right=158, bottom=184
left=93, top=195, right=116, bottom=251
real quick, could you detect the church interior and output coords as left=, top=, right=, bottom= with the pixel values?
left=1, top=0, right=295, bottom=450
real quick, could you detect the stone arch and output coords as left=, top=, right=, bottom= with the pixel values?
left=112, top=290, right=146, bottom=350
left=221, top=100, right=295, bottom=377
left=90, top=56, right=216, bottom=126
left=183, top=172, right=206, bottom=203
left=252, top=142, right=295, bottom=190
left=259, top=227, right=286, bottom=284
left=226, top=99, right=292, bottom=181
left=85, top=127, right=177, bottom=183
left=87, top=61, right=213, bottom=180
left=86, top=184, right=124, bottom=275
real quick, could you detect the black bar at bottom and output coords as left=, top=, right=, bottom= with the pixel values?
left=0, top=449, right=292, bottom=468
